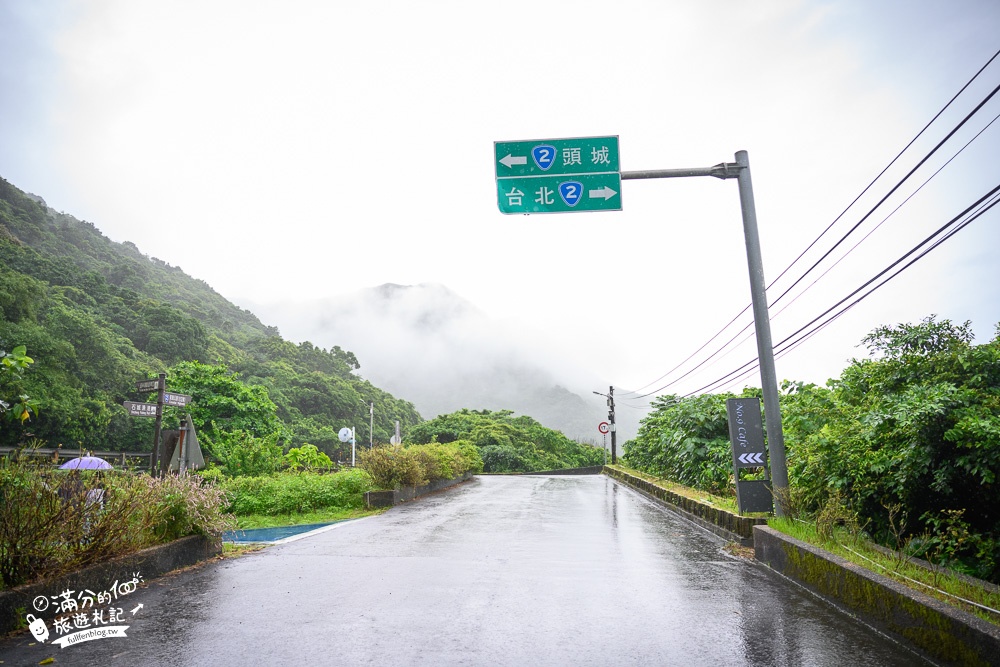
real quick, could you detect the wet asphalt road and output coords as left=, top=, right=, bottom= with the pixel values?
left=0, top=475, right=930, bottom=666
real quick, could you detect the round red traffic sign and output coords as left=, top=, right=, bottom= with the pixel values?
left=598, top=421, right=610, bottom=434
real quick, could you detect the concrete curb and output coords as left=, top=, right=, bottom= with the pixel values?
left=0, top=534, right=221, bottom=636
left=364, top=471, right=475, bottom=508
left=754, top=525, right=1000, bottom=666
left=603, top=466, right=766, bottom=545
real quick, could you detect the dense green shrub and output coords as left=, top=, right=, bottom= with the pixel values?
left=284, top=443, right=333, bottom=471
left=786, top=318, right=1000, bottom=581
left=623, top=392, right=754, bottom=495
left=220, top=468, right=373, bottom=516
left=621, top=317, right=1000, bottom=583
left=202, top=430, right=284, bottom=477
left=358, top=441, right=483, bottom=490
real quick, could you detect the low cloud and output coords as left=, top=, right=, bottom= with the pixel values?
left=246, top=283, right=641, bottom=443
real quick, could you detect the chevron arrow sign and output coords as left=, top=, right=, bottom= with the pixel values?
left=738, top=452, right=765, bottom=465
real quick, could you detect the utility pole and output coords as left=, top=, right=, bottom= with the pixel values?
left=733, top=150, right=789, bottom=511
left=619, top=151, right=790, bottom=516
left=594, top=386, right=617, bottom=464
left=369, top=402, right=374, bottom=448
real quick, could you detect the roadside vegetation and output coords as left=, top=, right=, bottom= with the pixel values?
left=0, top=454, right=233, bottom=591
left=408, top=409, right=604, bottom=473
left=608, top=461, right=1000, bottom=626
left=358, top=441, right=483, bottom=489
left=0, top=177, right=421, bottom=458
left=207, top=466, right=374, bottom=517
left=624, top=317, right=1000, bottom=586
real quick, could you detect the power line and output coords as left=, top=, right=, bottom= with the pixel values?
left=768, top=108, right=1000, bottom=324
left=768, top=80, right=1000, bottom=312
left=764, top=47, right=1000, bottom=298
left=682, top=184, right=1000, bottom=397
left=617, top=50, right=1000, bottom=400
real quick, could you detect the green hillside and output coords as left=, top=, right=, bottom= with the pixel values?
left=0, top=177, right=420, bottom=458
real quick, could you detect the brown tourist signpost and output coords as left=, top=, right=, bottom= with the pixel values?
left=127, top=372, right=195, bottom=475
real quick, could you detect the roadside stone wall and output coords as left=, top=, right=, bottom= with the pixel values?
left=754, top=525, right=1000, bottom=666
left=364, top=471, right=475, bottom=508
left=603, top=466, right=766, bottom=545
left=0, top=534, right=221, bottom=635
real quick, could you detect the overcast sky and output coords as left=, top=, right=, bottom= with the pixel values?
left=2, top=0, right=998, bottom=411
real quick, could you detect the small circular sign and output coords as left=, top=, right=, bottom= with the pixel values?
left=338, top=427, right=353, bottom=443
left=598, top=421, right=610, bottom=435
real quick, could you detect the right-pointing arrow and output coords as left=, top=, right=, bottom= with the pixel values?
left=588, top=186, right=618, bottom=200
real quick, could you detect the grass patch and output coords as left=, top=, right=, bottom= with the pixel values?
left=605, top=464, right=757, bottom=515
left=235, top=507, right=382, bottom=530
left=220, top=469, right=373, bottom=516
left=768, top=517, right=1000, bottom=627
left=221, top=542, right=267, bottom=558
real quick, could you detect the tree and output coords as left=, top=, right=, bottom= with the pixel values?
left=408, top=409, right=603, bottom=473
left=782, top=317, right=1000, bottom=580
left=166, top=361, right=287, bottom=445
left=0, top=344, right=39, bottom=425
left=622, top=392, right=749, bottom=495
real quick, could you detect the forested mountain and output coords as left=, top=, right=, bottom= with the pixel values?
left=250, top=282, right=639, bottom=442
left=0, top=177, right=420, bottom=459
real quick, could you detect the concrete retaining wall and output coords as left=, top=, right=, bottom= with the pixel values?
left=0, top=534, right=221, bottom=635
left=603, top=466, right=766, bottom=545
left=518, top=466, right=605, bottom=476
left=754, top=525, right=1000, bottom=666
left=364, top=471, right=474, bottom=508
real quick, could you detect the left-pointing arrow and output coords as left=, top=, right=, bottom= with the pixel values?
left=588, top=186, right=618, bottom=200
left=499, top=154, right=527, bottom=168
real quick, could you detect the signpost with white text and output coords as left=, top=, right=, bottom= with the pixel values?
left=495, top=136, right=621, bottom=214
left=130, top=373, right=195, bottom=476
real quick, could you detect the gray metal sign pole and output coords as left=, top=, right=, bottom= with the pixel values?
left=150, top=372, right=166, bottom=476
left=621, top=151, right=789, bottom=515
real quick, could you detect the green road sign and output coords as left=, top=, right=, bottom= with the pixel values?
left=497, top=173, right=622, bottom=214
left=494, top=136, right=620, bottom=178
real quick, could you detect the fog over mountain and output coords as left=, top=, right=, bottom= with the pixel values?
left=245, top=283, right=641, bottom=444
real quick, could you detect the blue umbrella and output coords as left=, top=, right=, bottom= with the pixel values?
left=59, top=456, right=112, bottom=470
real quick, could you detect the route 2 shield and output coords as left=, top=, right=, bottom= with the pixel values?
left=531, top=145, right=556, bottom=171
left=558, top=181, right=583, bottom=207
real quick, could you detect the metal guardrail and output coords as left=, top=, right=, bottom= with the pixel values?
left=0, top=446, right=151, bottom=466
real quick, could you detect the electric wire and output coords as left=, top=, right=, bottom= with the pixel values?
left=682, top=185, right=1000, bottom=397
left=767, top=80, right=1000, bottom=312
left=768, top=108, right=1000, bottom=323
left=617, top=52, right=1000, bottom=401
left=763, top=47, right=1000, bottom=298
left=698, top=108, right=1000, bottom=395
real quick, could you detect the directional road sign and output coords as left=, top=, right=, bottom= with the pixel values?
left=163, top=392, right=192, bottom=407
left=737, top=452, right=765, bottom=465
left=124, top=401, right=160, bottom=418
left=497, top=173, right=622, bottom=214
left=135, top=378, right=164, bottom=393
left=495, top=136, right=620, bottom=178
left=495, top=136, right=621, bottom=215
